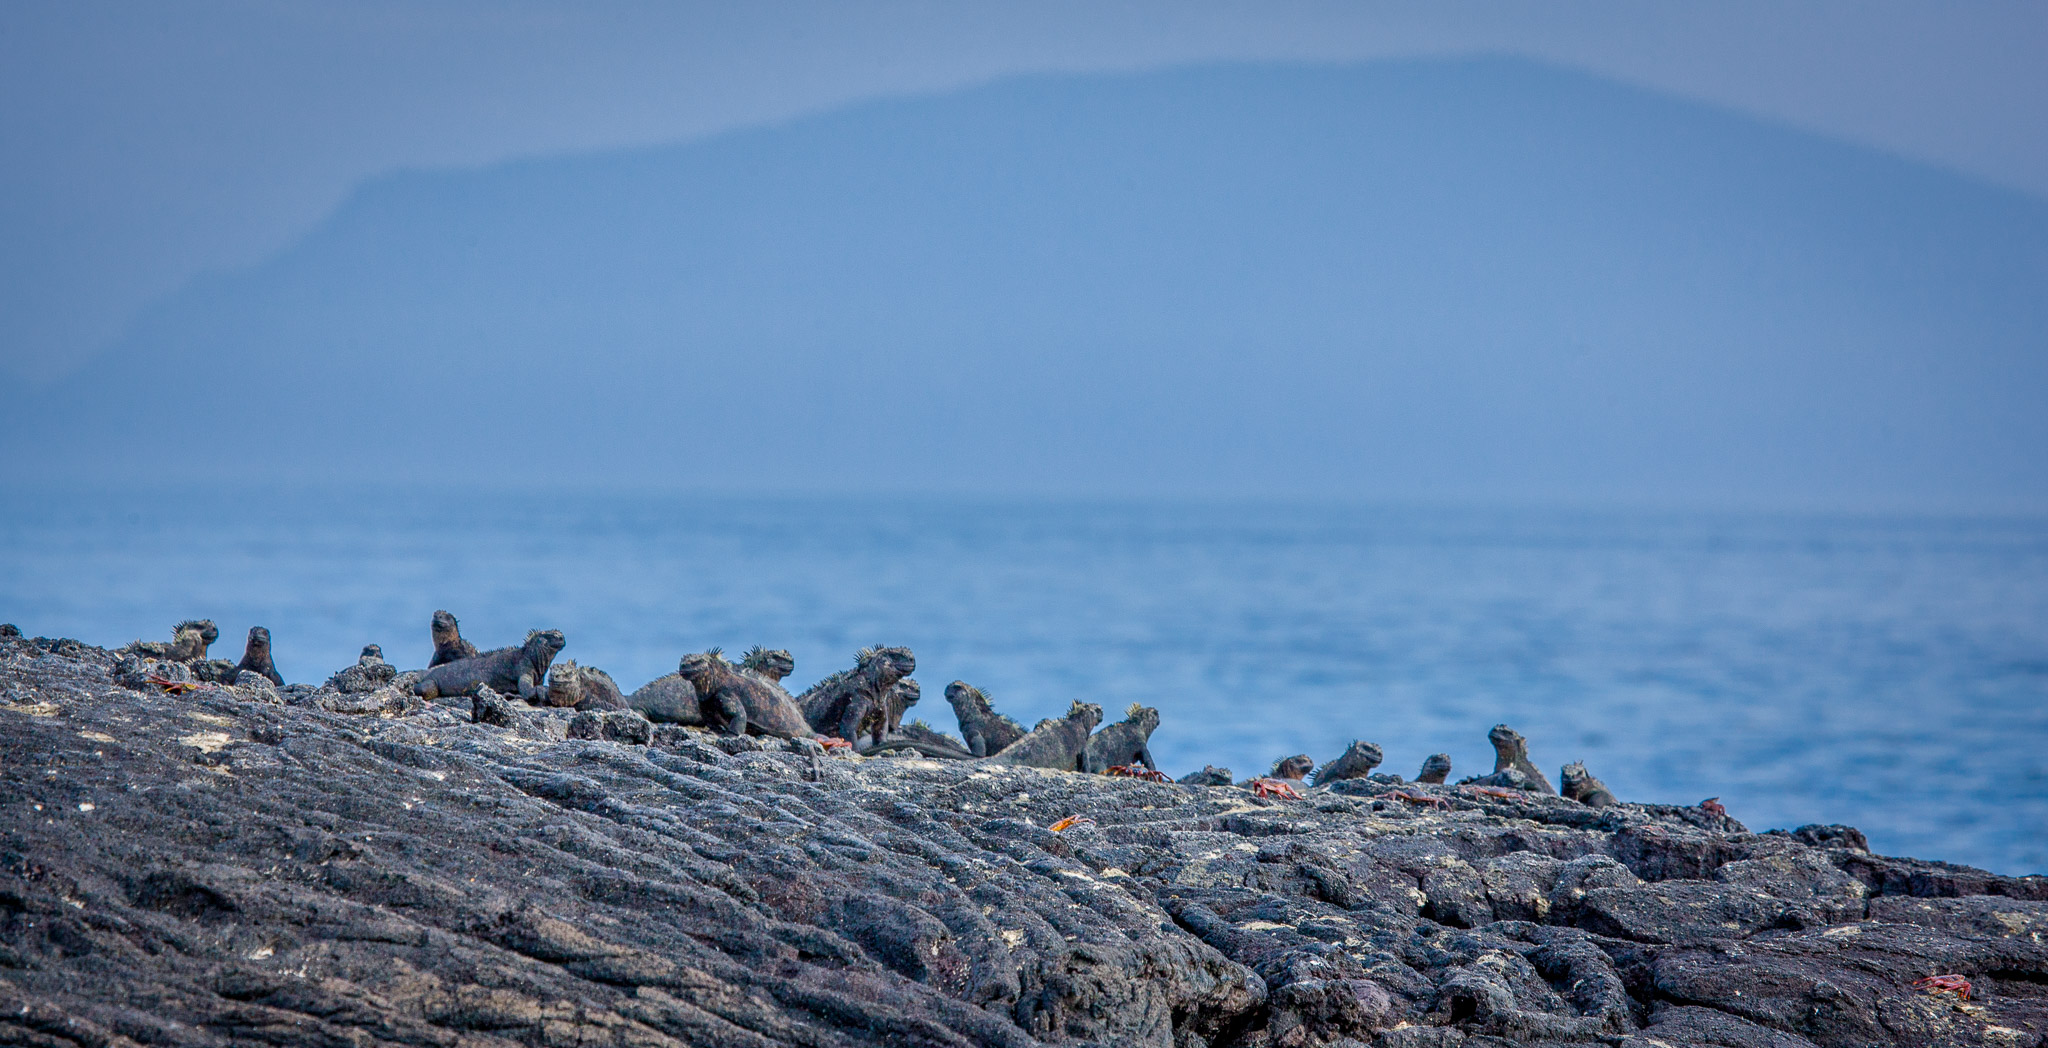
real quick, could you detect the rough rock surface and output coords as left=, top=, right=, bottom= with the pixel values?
left=3, top=636, right=2046, bottom=1048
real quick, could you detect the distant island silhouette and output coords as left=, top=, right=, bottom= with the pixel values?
left=7, top=58, right=2044, bottom=507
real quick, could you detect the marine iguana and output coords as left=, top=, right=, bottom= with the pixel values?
left=1270, top=755, right=1314, bottom=781
left=944, top=680, right=1026, bottom=757
left=1311, top=740, right=1383, bottom=786
left=1177, top=765, right=1233, bottom=786
left=677, top=650, right=825, bottom=740
left=796, top=645, right=915, bottom=746
left=544, top=659, right=627, bottom=711
left=1080, top=703, right=1160, bottom=774
left=1560, top=761, right=1619, bottom=807
left=628, top=671, right=703, bottom=725
left=737, top=646, right=796, bottom=686
left=1488, top=724, right=1555, bottom=793
left=412, top=629, right=564, bottom=704
left=233, top=626, right=284, bottom=686
left=984, top=701, right=1103, bottom=771
left=900, top=718, right=969, bottom=751
left=324, top=647, right=398, bottom=694
left=1415, top=753, right=1452, bottom=784
left=428, top=610, right=479, bottom=668
left=125, top=620, right=219, bottom=663
left=855, top=705, right=983, bottom=759
left=883, top=678, right=921, bottom=737
left=1458, top=724, right=1557, bottom=793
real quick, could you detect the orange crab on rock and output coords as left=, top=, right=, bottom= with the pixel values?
left=1104, top=764, right=1169, bottom=782
left=1249, top=777, right=1305, bottom=801
left=1386, top=790, right=1452, bottom=810
left=1047, top=815, right=1096, bottom=833
left=1462, top=785, right=1522, bottom=801
left=1914, top=974, right=1971, bottom=1000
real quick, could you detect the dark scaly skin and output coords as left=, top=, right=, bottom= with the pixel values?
left=1178, top=765, right=1233, bottom=786
left=738, top=646, right=796, bottom=686
left=899, top=719, right=970, bottom=752
left=737, top=646, right=804, bottom=717
left=629, top=672, right=703, bottom=725
left=1561, top=761, right=1619, bottom=807
left=544, top=659, right=627, bottom=711
left=944, top=680, right=1026, bottom=758
left=1415, top=753, right=1452, bottom=784
left=1488, top=724, right=1556, bottom=794
left=233, top=626, right=284, bottom=686
left=1081, top=703, right=1160, bottom=774
left=797, top=646, right=915, bottom=747
left=860, top=715, right=977, bottom=759
left=126, top=620, right=218, bottom=663
left=679, top=651, right=820, bottom=740
left=884, top=678, right=920, bottom=737
left=428, top=610, right=479, bottom=668
left=1311, top=740, right=1383, bottom=786
left=1271, top=755, right=1314, bottom=781
left=412, top=629, right=564, bottom=704
left=984, top=701, right=1102, bottom=771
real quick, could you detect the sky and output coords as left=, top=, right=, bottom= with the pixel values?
left=2, top=1, right=2046, bottom=385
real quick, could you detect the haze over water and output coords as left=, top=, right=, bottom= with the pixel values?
left=3, top=487, right=2043, bottom=875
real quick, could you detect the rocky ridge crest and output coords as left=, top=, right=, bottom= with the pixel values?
left=3, top=634, right=2045, bottom=1048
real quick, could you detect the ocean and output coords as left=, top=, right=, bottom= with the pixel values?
left=3, top=487, right=2043, bottom=874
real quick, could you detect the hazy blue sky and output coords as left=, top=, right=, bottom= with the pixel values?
left=2, top=1, right=2045, bottom=382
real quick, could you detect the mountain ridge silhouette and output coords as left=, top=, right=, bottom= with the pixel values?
left=7, top=57, right=2044, bottom=506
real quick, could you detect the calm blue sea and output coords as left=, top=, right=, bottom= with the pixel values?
left=3, top=488, right=2044, bottom=874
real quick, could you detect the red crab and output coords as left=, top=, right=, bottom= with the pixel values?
left=1249, top=777, right=1305, bottom=801
left=147, top=676, right=205, bottom=695
left=1048, top=815, right=1096, bottom=833
left=1462, top=785, right=1522, bottom=801
left=1385, top=790, right=1452, bottom=810
left=1699, top=797, right=1728, bottom=817
left=1914, top=974, right=1971, bottom=1000
left=1105, top=764, right=1170, bottom=782
left=818, top=736, right=855, bottom=752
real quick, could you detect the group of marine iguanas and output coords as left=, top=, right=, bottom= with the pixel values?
left=108, top=612, right=1632, bottom=805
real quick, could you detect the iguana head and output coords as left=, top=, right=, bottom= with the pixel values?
left=677, top=649, right=729, bottom=684
left=893, top=678, right=921, bottom=706
left=547, top=659, right=582, bottom=705
left=175, top=619, right=219, bottom=646
left=855, top=645, right=916, bottom=684
left=431, top=610, right=462, bottom=645
left=522, top=630, right=567, bottom=673
left=1123, top=703, right=1159, bottom=732
left=740, top=646, right=795, bottom=681
left=1271, top=754, right=1314, bottom=780
left=944, top=681, right=990, bottom=714
left=1067, top=701, right=1104, bottom=733
left=1487, top=724, right=1528, bottom=761
left=243, top=626, right=271, bottom=657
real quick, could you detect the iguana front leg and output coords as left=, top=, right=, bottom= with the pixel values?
left=516, top=666, right=547, bottom=704
left=836, top=697, right=872, bottom=746
left=716, top=690, right=748, bottom=736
